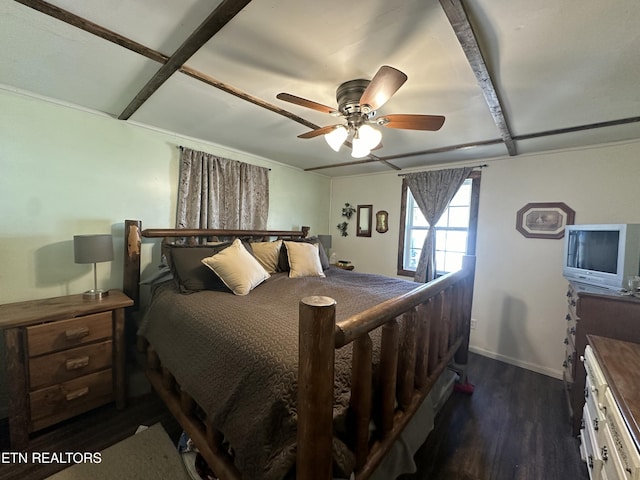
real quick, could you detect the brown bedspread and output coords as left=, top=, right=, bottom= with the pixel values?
left=138, top=267, right=418, bottom=479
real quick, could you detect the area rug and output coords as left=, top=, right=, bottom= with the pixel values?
left=46, top=423, right=191, bottom=480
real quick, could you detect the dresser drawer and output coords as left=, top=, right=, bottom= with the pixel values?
left=581, top=403, right=605, bottom=480
left=564, top=342, right=576, bottom=383
left=29, top=340, right=113, bottom=390
left=29, top=369, right=113, bottom=432
left=602, top=388, right=640, bottom=479
left=26, top=312, right=112, bottom=356
left=585, top=376, right=605, bottom=441
left=584, top=345, right=608, bottom=402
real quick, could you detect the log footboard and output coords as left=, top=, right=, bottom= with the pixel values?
left=297, top=255, right=476, bottom=480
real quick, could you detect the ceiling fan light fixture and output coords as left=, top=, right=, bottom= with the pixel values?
left=357, top=124, right=382, bottom=150
left=351, top=131, right=371, bottom=158
left=324, top=125, right=348, bottom=152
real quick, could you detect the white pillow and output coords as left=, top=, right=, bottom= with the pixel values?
left=284, top=241, right=326, bottom=278
left=250, top=240, right=282, bottom=274
left=201, top=239, right=270, bottom=295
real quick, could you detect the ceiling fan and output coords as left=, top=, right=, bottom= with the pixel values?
left=277, top=66, right=445, bottom=158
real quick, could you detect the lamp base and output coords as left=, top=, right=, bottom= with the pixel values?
left=82, top=289, right=109, bottom=300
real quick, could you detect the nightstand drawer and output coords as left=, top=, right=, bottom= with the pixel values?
left=26, top=311, right=112, bottom=356
left=29, top=340, right=113, bottom=390
left=29, top=369, right=113, bottom=431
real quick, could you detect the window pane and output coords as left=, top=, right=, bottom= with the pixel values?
left=435, top=211, right=449, bottom=228
left=405, top=229, right=427, bottom=270
left=447, top=206, right=470, bottom=228
left=444, top=231, right=468, bottom=253
left=450, top=181, right=472, bottom=205
left=411, top=205, right=428, bottom=227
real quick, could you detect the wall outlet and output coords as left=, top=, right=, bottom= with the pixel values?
left=470, top=318, right=477, bottom=330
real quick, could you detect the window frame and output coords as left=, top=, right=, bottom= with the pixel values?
left=397, top=171, right=481, bottom=277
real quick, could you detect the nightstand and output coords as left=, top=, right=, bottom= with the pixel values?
left=0, top=290, right=133, bottom=450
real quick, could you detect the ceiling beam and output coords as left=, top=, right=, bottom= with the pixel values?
left=118, top=0, right=252, bottom=120
left=513, top=115, right=640, bottom=141
left=13, top=0, right=322, bottom=131
left=439, top=0, right=517, bottom=156
left=179, top=66, right=319, bottom=131
left=304, top=139, right=503, bottom=172
left=305, top=115, right=640, bottom=171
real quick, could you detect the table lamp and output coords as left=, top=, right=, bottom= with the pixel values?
left=74, top=234, right=113, bottom=299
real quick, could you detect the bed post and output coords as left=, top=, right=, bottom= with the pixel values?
left=297, top=296, right=336, bottom=480
left=123, top=219, right=142, bottom=308
left=453, top=255, right=476, bottom=392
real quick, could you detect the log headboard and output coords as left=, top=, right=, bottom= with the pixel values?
left=122, top=219, right=310, bottom=308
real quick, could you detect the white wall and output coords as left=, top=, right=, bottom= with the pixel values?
left=0, top=89, right=331, bottom=304
left=329, top=140, right=640, bottom=378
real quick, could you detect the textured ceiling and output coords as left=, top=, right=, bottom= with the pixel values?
left=2, top=0, right=639, bottom=176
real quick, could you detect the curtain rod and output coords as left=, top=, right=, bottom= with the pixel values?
left=397, top=164, right=488, bottom=176
left=177, top=145, right=271, bottom=171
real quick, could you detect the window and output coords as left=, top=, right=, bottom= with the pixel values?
left=397, top=172, right=480, bottom=277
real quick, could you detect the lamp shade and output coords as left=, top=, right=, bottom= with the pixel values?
left=358, top=124, right=382, bottom=150
left=74, top=234, right=114, bottom=264
left=324, top=125, right=348, bottom=152
left=317, top=234, right=332, bottom=250
left=351, top=134, right=371, bottom=158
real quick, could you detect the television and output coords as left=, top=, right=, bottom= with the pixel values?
left=562, top=224, right=640, bottom=291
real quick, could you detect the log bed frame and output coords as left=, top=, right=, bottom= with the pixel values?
left=122, top=219, right=476, bottom=480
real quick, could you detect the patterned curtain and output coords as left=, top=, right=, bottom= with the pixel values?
left=404, top=166, right=472, bottom=283
left=175, top=147, right=269, bottom=230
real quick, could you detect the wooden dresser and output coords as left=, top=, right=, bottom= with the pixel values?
left=580, top=335, right=640, bottom=479
left=563, top=282, right=640, bottom=436
left=0, top=290, right=133, bottom=450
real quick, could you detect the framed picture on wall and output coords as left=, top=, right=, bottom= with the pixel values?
left=356, top=205, right=373, bottom=237
left=516, top=202, right=575, bottom=239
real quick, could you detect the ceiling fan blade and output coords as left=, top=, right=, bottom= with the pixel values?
left=277, top=93, right=337, bottom=115
left=297, top=125, right=343, bottom=139
left=359, top=66, right=408, bottom=112
left=378, top=114, right=445, bottom=131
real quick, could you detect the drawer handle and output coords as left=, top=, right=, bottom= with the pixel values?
left=65, top=387, right=89, bottom=401
left=65, top=356, right=90, bottom=371
left=65, top=326, right=90, bottom=340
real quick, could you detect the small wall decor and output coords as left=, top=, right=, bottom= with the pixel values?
left=337, top=221, right=349, bottom=237
left=356, top=205, right=373, bottom=237
left=341, top=203, right=356, bottom=219
left=375, top=210, right=389, bottom=233
left=516, top=202, right=575, bottom=239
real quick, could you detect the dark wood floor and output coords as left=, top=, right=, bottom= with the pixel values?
left=0, top=353, right=587, bottom=480
left=400, top=353, right=588, bottom=480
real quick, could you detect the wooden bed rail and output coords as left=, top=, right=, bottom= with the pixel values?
left=298, top=255, right=476, bottom=480
left=141, top=226, right=310, bottom=240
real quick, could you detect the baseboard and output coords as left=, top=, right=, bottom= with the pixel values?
left=469, top=346, right=563, bottom=380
